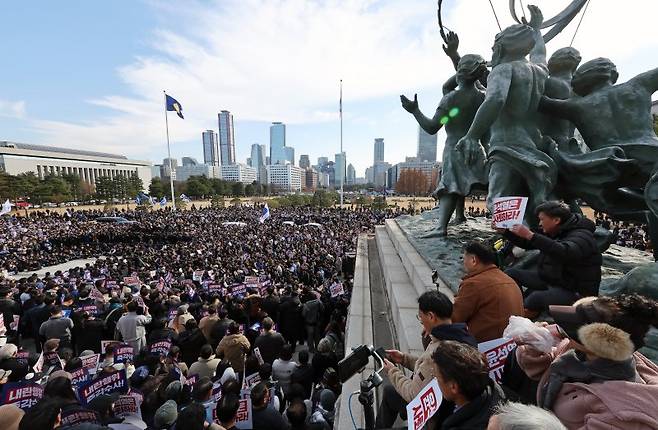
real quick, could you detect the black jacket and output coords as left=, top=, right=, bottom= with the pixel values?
left=441, top=382, right=505, bottom=430
left=254, top=331, right=286, bottom=364
left=506, top=214, right=602, bottom=296
left=431, top=323, right=478, bottom=347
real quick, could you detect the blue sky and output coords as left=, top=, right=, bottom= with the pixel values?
left=2, top=0, right=657, bottom=177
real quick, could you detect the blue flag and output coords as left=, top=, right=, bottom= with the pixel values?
left=160, top=196, right=167, bottom=207
left=259, top=203, right=270, bottom=223
left=166, top=94, right=184, bottom=119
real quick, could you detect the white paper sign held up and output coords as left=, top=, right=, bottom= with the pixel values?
left=406, top=378, right=442, bottom=430
left=492, top=196, right=528, bottom=228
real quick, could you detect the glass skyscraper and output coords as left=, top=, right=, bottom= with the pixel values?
left=374, top=138, right=385, bottom=164
left=334, top=152, right=346, bottom=187
left=417, top=126, right=437, bottom=162
left=202, top=130, right=219, bottom=166
left=218, top=111, right=236, bottom=165
left=269, top=122, right=288, bottom=165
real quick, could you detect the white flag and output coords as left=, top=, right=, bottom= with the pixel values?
left=0, top=200, right=11, bottom=216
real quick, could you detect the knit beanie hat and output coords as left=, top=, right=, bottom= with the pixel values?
left=154, top=400, right=178, bottom=428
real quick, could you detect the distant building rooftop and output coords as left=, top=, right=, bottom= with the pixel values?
left=0, top=141, right=128, bottom=160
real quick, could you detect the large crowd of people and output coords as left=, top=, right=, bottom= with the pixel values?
left=0, top=205, right=395, bottom=430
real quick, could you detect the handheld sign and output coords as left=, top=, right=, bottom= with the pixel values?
left=123, top=276, right=140, bottom=287
left=78, top=369, right=128, bottom=405
left=1, top=381, right=44, bottom=410
left=492, top=196, right=528, bottom=228
left=113, top=395, right=139, bottom=417
left=406, top=378, right=442, bottom=430
left=149, top=340, right=172, bottom=357
left=234, top=398, right=253, bottom=429
left=81, top=353, right=100, bottom=374
left=101, top=340, right=120, bottom=354
left=113, top=344, right=135, bottom=364
left=330, top=282, right=345, bottom=298
left=477, top=337, right=517, bottom=383
left=60, top=408, right=100, bottom=427
left=70, top=367, right=92, bottom=389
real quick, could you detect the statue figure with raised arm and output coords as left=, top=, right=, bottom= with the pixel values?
left=400, top=52, right=488, bottom=237
left=539, top=57, right=658, bottom=260
left=456, top=5, right=557, bottom=225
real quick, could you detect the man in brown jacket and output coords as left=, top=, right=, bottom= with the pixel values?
left=452, top=241, right=524, bottom=342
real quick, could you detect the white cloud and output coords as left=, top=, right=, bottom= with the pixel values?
left=27, top=0, right=658, bottom=173
left=0, top=100, right=26, bottom=119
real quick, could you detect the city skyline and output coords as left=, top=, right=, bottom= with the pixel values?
left=2, top=1, right=657, bottom=176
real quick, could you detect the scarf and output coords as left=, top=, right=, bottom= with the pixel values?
left=539, top=350, right=638, bottom=409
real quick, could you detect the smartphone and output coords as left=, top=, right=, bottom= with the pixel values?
left=374, top=347, right=386, bottom=362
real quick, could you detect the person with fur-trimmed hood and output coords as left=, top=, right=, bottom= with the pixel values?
left=515, top=294, right=658, bottom=429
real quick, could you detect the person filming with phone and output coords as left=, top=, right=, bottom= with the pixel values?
left=375, top=290, right=477, bottom=429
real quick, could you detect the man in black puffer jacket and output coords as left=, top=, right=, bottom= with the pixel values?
left=503, top=201, right=602, bottom=313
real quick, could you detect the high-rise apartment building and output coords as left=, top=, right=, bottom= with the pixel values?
left=374, top=138, right=385, bottom=164
left=417, top=126, right=438, bottom=162
left=269, top=122, right=287, bottom=165
left=202, top=130, right=219, bottom=166
left=299, top=154, right=310, bottom=169
left=218, top=111, right=236, bottom=165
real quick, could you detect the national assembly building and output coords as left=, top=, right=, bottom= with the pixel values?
left=0, top=141, right=151, bottom=191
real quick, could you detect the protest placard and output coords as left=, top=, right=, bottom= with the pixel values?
left=244, top=276, right=259, bottom=285
left=330, top=282, right=345, bottom=298
left=1, top=381, right=44, bottom=409
left=105, top=280, right=117, bottom=290
left=123, top=276, right=140, bottom=287
left=253, top=347, right=264, bottom=365
left=113, top=344, right=135, bottom=364
left=243, top=373, right=261, bottom=389
left=81, top=353, right=100, bottom=373
left=234, top=398, right=253, bottom=429
left=78, top=369, right=128, bottom=405
left=478, top=337, right=517, bottom=383
left=208, top=284, right=223, bottom=295
left=62, top=309, right=72, bottom=318
left=113, top=395, right=139, bottom=417
left=34, top=351, right=64, bottom=373
left=193, top=270, right=205, bottom=282
left=90, top=287, right=105, bottom=301
left=492, top=196, right=528, bottom=228
left=406, top=378, right=442, bottom=430
left=60, top=407, right=100, bottom=427
left=210, top=380, right=222, bottom=403
left=149, top=340, right=172, bottom=357
left=70, top=367, right=91, bottom=389
left=184, top=374, right=198, bottom=387
left=231, top=284, right=247, bottom=296
left=77, top=304, right=98, bottom=316
left=168, top=308, right=178, bottom=321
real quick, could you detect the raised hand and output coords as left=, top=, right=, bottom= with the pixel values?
left=442, top=31, right=459, bottom=56
left=522, top=4, right=543, bottom=30
left=400, top=94, right=419, bottom=113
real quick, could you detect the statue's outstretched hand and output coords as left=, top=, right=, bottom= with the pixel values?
left=523, top=5, right=543, bottom=30
left=400, top=94, right=419, bottom=113
left=442, top=31, right=459, bottom=56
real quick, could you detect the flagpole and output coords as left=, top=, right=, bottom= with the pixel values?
left=339, top=79, right=344, bottom=207
left=164, top=91, right=177, bottom=210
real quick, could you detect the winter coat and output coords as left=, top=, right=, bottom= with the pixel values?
left=430, top=323, right=478, bottom=347
left=254, top=330, right=286, bottom=364
left=452, top=265, right=524, bottom=343
left=517, top=340, right=658, bottom=429
left=189, top=356, right=221, bottom=379
left=178, top=328, right=207, bottom=368
left=302, top=298, right=324, bottom=326
left=387, top=335, right=441, bottom=402
left=506, top=214, right=602, bottom=296
left=216, top=333, right=250, bottom=374
left=115, top=312, right=152, bottom=353
left=440, top=382, right=506, bottom=429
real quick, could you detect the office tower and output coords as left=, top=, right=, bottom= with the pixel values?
left=299, top=154, right=310, bottom=169
left=284, top=147, right=295, bottom=165
left=317, top=157, right=329, bottom=168
left=334, top=152, right=346, bottom=188
left=269, top=122, right=287, bottom=164
left=417, top=126, right=438, bottom=162
left=181, top=157, right=198, bottom=167
left=202, top=130, right=219, bottom=166
left=347, top=163, right=356, bottom=185
left=249, top=143, right=266, bottom=168
left=218, top=110, right=236, bottom=165
left=374, top=138, right=385, bottom=164
left=162, top=158, right=178, bottom=178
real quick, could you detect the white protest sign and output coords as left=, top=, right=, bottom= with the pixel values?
left=406, top=378, right=442, bottom=430
left=330, top=282, right=345, bottom=298
left=477, top=337, right=517, bottom=383
left=253, top=347, right=264, bottom=365
left=492, top=196, right=528, bottom=228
